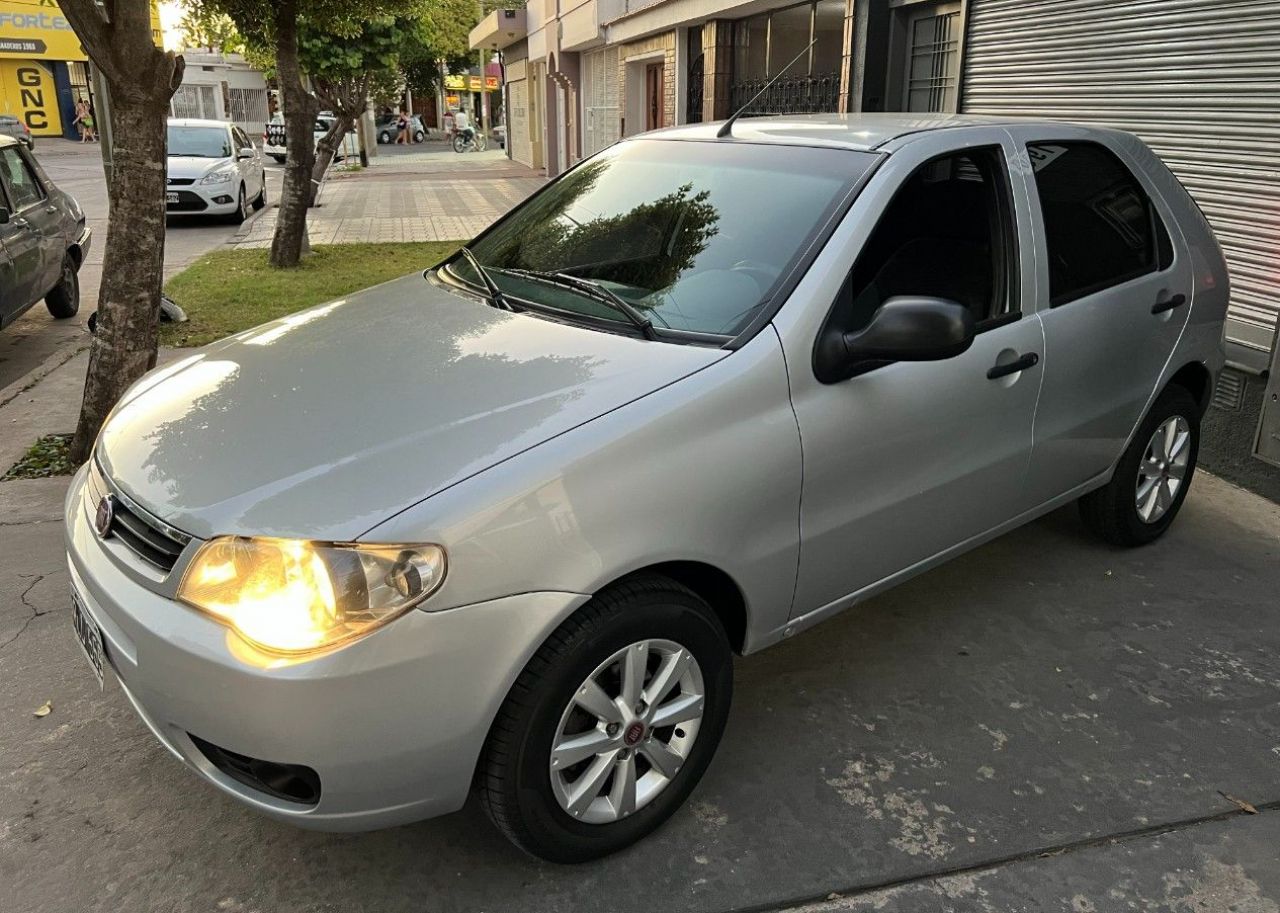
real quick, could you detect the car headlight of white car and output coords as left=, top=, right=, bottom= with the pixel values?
left=177, top=538, right=447, bottom=654
left=198, top=169, right=235, bottom=185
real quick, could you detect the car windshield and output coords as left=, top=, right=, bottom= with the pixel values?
left=451, top=139, right=877, bottom=338
left=168, top=125, right=231, bottom=158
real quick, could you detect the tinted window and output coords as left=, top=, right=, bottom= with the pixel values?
left=458, top=140, right=876, bottom=337
left=0, top=147, right=44, bottom=209
left=1027, top=142, right=1171, bottom=305
left=834, top=148, right=1016, bottom=334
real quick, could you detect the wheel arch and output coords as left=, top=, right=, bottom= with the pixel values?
left=1166, top=361, right=1213, bottom=417
left=605, top=561, right=749, bottom=655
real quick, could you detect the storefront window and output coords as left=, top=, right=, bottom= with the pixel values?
left=730, top=0, right=846, bottom=114
left=812, top=0, right=845, bottom=76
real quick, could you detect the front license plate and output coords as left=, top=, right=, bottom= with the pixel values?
left=71, top=587, right=105, bottom=691
left=166, top=192, right=179, bottom=204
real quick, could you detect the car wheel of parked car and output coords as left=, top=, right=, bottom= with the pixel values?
left=378, top=131, right=391, bottom=144
left=254, top=179, right=267, bottom=210
left=272, top=154, right=286, bottom=164
left=478, top=574, right=733, bottom=863
left=44, top=253, right=80, bottom=319
left=227, top=185, right=248, bottom=224
left=1079, top=384, right=1200, bottom=547
left=413, top=129, right=425, bottom=143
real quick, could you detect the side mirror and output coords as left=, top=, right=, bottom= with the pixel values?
left=236, top=147, right=255, bottom=161
left=815, top=296, right=976, bottom=383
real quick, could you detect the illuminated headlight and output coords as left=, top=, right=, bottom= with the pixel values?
left=199, top=169, right=234, bottom=185
left=177, top=538, right=446, bottom=654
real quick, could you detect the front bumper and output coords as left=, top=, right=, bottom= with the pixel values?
left=64, top=467, right=588, bottom=831
left=166, top=183, right=240, bottom=215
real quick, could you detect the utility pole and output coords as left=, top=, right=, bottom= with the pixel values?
left=90, top=62, right=114, bottom=186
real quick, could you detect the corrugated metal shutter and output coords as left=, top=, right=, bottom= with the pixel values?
left=509, top=79, right=533, bottom=168
left=582, top=47, right=621, bottom=156
left=961, top=0, right=1280, bottom=362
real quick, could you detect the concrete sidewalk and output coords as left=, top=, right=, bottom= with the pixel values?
left=2, top=343, right=1280, bottom=913
left=233, top=150, right=546, bottom=247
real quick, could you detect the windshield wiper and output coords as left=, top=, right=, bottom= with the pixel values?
left=456, top=247, right=515, bottom=311
left=502, top=268, right=658, bottom=340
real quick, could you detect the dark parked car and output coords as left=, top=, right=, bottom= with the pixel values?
left=375, top=113, right=426, bottom=144
left=0, top=135, right=91, bottom=328
left=0, top=115, right=34, bottom=149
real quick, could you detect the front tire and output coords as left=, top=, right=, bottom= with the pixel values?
left=45, top=253, right=80, bottom=318
left=1079, top=385, right=1200, bottom=547
left=253, top=178, right=267, bottom=210
left=226, top=185, right=248, bottom=224
left=272, top=154, right=286, bottom=164
left=477, top=575, right=733, bottom=863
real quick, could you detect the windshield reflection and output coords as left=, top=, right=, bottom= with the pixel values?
left=459, top=141, right=873, bottom=337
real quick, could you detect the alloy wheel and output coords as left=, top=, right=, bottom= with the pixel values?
left=1136, top=415, right=1191, bottom=523
left=550, top=639, right=705, bottom=824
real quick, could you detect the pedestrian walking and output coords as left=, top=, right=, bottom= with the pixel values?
left=395, top=109, right=410, bottom=145
left=82, top=103, right=97, bottom=142
left=74, top=99, right=88, bottom=142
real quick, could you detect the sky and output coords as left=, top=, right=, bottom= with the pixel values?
left=159, top=0, right=184, bottom=50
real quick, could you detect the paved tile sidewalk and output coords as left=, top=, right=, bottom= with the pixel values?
left=233, top=157, right=545, bottom=247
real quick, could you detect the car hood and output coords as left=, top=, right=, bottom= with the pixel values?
left=97, top=274, right=725, bottom=542
left=167, top=156, right=234, bottom=180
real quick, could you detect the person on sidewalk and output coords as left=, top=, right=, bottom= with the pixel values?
left=82, top=104, right=97, bottom=143
left=74, top=100, right=89, bottom=142
left=395, top=109, right=410, bottom=145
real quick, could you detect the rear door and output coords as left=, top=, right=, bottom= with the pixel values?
left=0, top=145, right=54, bottom=320
left=1007, top=128, right=1194, bottom=506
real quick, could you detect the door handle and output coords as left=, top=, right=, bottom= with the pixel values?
left=1151, top=293, right=1186, bottom=315
left=987, top=352, right=1039, bottom=380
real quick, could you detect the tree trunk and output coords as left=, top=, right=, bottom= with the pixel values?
left=55, top=0, right=182, bottom=463
left=309, top=116, right=348, bottom=206
left=269, top=2, right=318, bottom=269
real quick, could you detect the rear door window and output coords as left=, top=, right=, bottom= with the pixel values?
left=0, top=147, right=44, bottom=210
left=1026, top=141, right=1173, bottom=306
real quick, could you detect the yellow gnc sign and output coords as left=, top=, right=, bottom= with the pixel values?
left=0, top=0, right=162, bottom=61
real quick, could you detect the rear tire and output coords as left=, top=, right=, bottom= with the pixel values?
left=1078, top=385, right=1200, bottom=547
left=45, top=253, right=80, bottom=319
left=477, top=574, right=733, bottom=863
left=452, top=134, right=467, bottom=153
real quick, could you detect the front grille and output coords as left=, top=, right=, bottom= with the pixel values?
left=88, top=460, right=190, bottom=573
left=189, top=733, right=322, bottom=806
left=165, top=191, right=208, bottom=212
left=167, top=178, right=196, bottom=186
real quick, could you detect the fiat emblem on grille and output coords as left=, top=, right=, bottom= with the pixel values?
left=94, top=494, right=115, bottom=538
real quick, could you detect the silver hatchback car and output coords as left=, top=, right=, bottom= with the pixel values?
left=65, top=114, right=1227, bottom=862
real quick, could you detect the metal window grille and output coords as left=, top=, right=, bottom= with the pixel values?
left=904, top=6, right=961, bottom=112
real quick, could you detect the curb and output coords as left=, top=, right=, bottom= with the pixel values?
left=0, top=340, right=89, bottom=413
left=228, top=195, right=274, bottom=245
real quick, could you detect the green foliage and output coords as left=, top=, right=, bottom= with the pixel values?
left=299, top=15, right=410, bottom=86
left=3, top=434, right=75, bottom=480
left=178, top=4, right=246, bottom=53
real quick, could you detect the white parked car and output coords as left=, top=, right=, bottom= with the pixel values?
left=166, top=119, right=265, bottom=223
left=263, top=113, right=342, bottom=163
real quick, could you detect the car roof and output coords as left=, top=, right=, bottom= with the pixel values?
left=646, top=112, right=1063, bottom=152
left=167, top=118, right=233, bottom=129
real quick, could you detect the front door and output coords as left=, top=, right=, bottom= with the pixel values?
left=0, top=146, right=56, bottom=321
left=645, top=62, right=664, bottom=131
left=781, top=137, right=1044, bottom=617
left=1007, top=130, right=1195, bottom=506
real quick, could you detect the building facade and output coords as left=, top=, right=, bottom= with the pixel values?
left=169, top=51, right=271, bottom=139
left=474, top=0, right=1280, bottom=458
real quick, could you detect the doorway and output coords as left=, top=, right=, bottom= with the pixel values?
left=645, top=62, right=665, bottom=130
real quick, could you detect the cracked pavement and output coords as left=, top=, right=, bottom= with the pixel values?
left=2, top=468, right=1280, bottom=912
